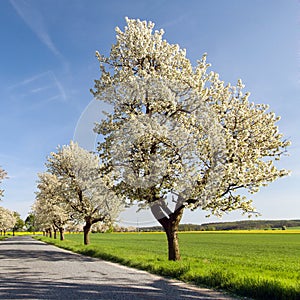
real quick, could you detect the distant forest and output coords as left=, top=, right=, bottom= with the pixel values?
left=139, top=220, right=300, bottom=232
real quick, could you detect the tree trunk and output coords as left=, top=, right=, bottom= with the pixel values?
left=53, top=228, right=57, bottom=239
left=151, top=200, right=184, bottom=261
left=83, top=216, right=106, bottom=245
left=49, top=229, right=52, bottom=238
left=59, top=228, right=64, bottom=241
left=164, top=222, right=181, bottom=261
left=83, top=220, right=92, bottom=245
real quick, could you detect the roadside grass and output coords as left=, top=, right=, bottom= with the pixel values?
left=36, top=232, right=300, bottom=300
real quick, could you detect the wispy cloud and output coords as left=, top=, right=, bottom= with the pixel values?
left=8, top=70, right=67, bottom=111
left=49, top=72, right=67, bottom=102
left=10, top=0, right=62, bottom=59
left=8, top=71, right=51, bottom=89
left=160, top=13, right=190, bottom=29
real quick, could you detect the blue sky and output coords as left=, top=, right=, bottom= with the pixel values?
left=0, top=0, right=299, bottom=226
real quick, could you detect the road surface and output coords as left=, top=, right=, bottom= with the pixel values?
left=0, top=236, right=237, bottom=299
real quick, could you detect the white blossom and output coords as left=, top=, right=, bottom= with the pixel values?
left=0, top=206, right=16, bottom=232
left=93, top=18, right=290, bottom=218
left=44, top=141, right=124, bottom=244
left=91, top=18, right=290, bottom=260
left=34, top=172, right=70, bottom=233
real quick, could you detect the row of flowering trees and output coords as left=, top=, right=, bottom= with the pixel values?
left=1, top=167, right=25, bottom=235
left=33, top=142, right=123, bottom=244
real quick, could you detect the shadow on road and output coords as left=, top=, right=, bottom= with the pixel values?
left=0, top=236, right=233, bottom=300
left=0, top=275, right=209, bottom=300
left=0, top=247, right=95, bottom=262
left=0, top=236, right=94, bottom=262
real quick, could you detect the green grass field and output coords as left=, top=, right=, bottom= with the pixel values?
left=36, top=232, right=300, bottom=300
left=288, top=227, right=300, bottom=230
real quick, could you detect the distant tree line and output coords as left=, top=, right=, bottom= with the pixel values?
left=139, top=220, right=300, bottom=232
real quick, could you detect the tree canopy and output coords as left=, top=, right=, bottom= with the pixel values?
left=92, top=18, right=290, bottom=260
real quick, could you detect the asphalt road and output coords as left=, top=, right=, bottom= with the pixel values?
left=0, top=236, right=237, bottom=300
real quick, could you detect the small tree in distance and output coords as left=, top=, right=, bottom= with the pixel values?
left=45, top=141, right=124, bottom=245
left=12, top=212, right=25, bottom=235
left=34, top=172, right=70, bottom=240
left=0, top=206, right=16, bottom=235
left=25, top=214, right=37, bottom=233
left=92, top=18, right=290, bottom=261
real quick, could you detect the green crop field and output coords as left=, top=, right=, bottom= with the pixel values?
left=36, top=232, right=300, bottom=300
